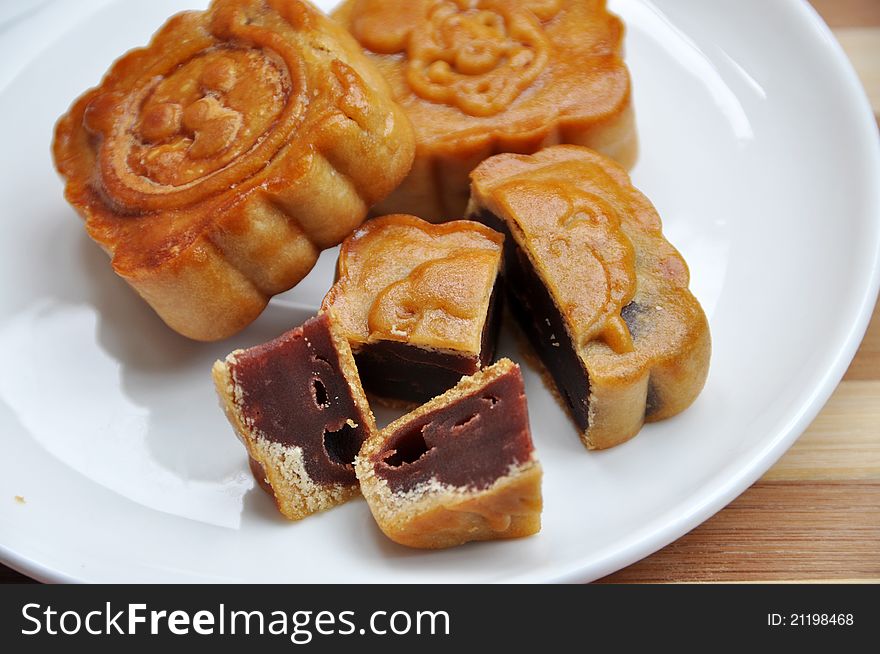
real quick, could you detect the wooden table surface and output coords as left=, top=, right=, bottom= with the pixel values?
left=2, top=0, right=878, bottom=584
left=599, top=0, right=880, bottom=583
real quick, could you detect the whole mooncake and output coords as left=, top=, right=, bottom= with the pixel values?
left=334, top=0, right=635, bottom=221
left=468, top=146, right=711, bottom=450
left=53, top=0, right=415, bottom=341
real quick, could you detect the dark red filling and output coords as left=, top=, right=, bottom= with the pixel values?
left=354, top=275, right=502, bottom=404
left=620, top=301, right=661, bottom=418
left=474, top=210, right=659, bottom=425
left=230, top=313, right=368, bottom=487
left=475, top=210, right=594, bottom=431
left=374, top=366, right=534, bottom=493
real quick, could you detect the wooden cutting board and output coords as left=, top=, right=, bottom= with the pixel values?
left=597, top=0, right=880, bottom=584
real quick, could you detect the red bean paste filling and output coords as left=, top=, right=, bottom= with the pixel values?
left=375, top=369, right=533, bottom=493
left=354, top=274, right=503, bottom=404
left=474, top=211, right=593, bottom=430
left=620, top=301, right=660, bottom=418
left=231, top=313, right=367, bottom=486
left=475, top=211, right=654, bottom=425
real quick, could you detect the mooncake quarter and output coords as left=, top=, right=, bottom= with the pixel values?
left=53, top=0, right=415, bottom=341
left=322, top=214, right=504, bottom=405
left=468, top=146, right=711, bottom=450
left=213, top=313, right=376, bottom=520
left=356, top=358, right=542, bottom=549
left=334, top=0, right=635, bottom=222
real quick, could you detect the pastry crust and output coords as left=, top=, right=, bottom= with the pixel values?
left=356, top=359, right=542, bottom=549
left=54, top=0, right=415, bottom=341
left=468, top=146, right=711, bottom=450
left=213, top=312, right=377, bottom=520
left=334, top=0, right=635, bottom=221
left=321, top=214, right=504, bottom=404
left=323, top=214, right=503, bottom=353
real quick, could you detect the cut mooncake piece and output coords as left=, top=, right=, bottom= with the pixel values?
left=53, top=0, right=415, bottom=341
left=334, top=0, right=636, bottom=222
left=356, top=358, right=542, bottom=549
left=468, top=146, right=711, bottom=450
left=212, top=313, right=376, bottom=520
left=321, top=214, right=504, bottom=405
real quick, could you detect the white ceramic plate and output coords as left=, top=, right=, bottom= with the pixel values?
left=0, top=0, right=877, bottom=583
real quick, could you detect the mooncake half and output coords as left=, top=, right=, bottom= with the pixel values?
left=468, top=146, right=710, bottom=450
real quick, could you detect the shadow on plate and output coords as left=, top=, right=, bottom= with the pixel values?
left=240, top=479, right=293, bottom=526
left=67, top=225, right=314, bottom=484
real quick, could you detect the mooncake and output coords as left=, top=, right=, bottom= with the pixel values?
left=468, top=146, right=710, bottom=450
left=54, top=0, right=415, bottom=341
left=356, top=358, right=542, bottom=549
left=334, top=0, right=635, bottom=221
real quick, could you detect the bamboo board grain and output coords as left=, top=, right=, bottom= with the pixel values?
left=809, top=0, right=880, bottom=28
left=597, top=482, right=880, bottom=583
left=845, top=297, right=880, bottom=381
left=595, top=0, right=880, bottom=586
left=763, top=381, right=880, bottom=482
left=836, top=28, right=880, bottom=114
left=598, top=302, right=880, bottom=583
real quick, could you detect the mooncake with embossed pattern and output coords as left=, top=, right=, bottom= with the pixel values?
left=321, top=214, right=504, bottom=405
left=468, top=146, right=710, bottom=450
left=53, top=0, right=415, bottom=341
left=334, top=0, right=635, bottom=222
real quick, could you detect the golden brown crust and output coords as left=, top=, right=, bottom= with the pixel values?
left=212, top=313, right=377, bottom=520
left=54, top=0, right=415, bottom=341
left=322, top=214, right=503, bottom=355
left=356, top=359, right=543, bottom=549
left=361, top=465, right=543, bottom=549
left=469, top=146, right=711, bottom=449
left=333, top=0, right=636, bottom=221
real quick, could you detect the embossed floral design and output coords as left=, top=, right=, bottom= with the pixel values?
left=340, top=0, right=633, bottom=222
left=408, top=0, right=555, bottom=116
left=549, top=187, right=636, bottom=353
left=137, top=58, right=243, bottom=160
left=126, top=50, right=285, bottom=187
left=349, top=0, right=561, bottom=117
